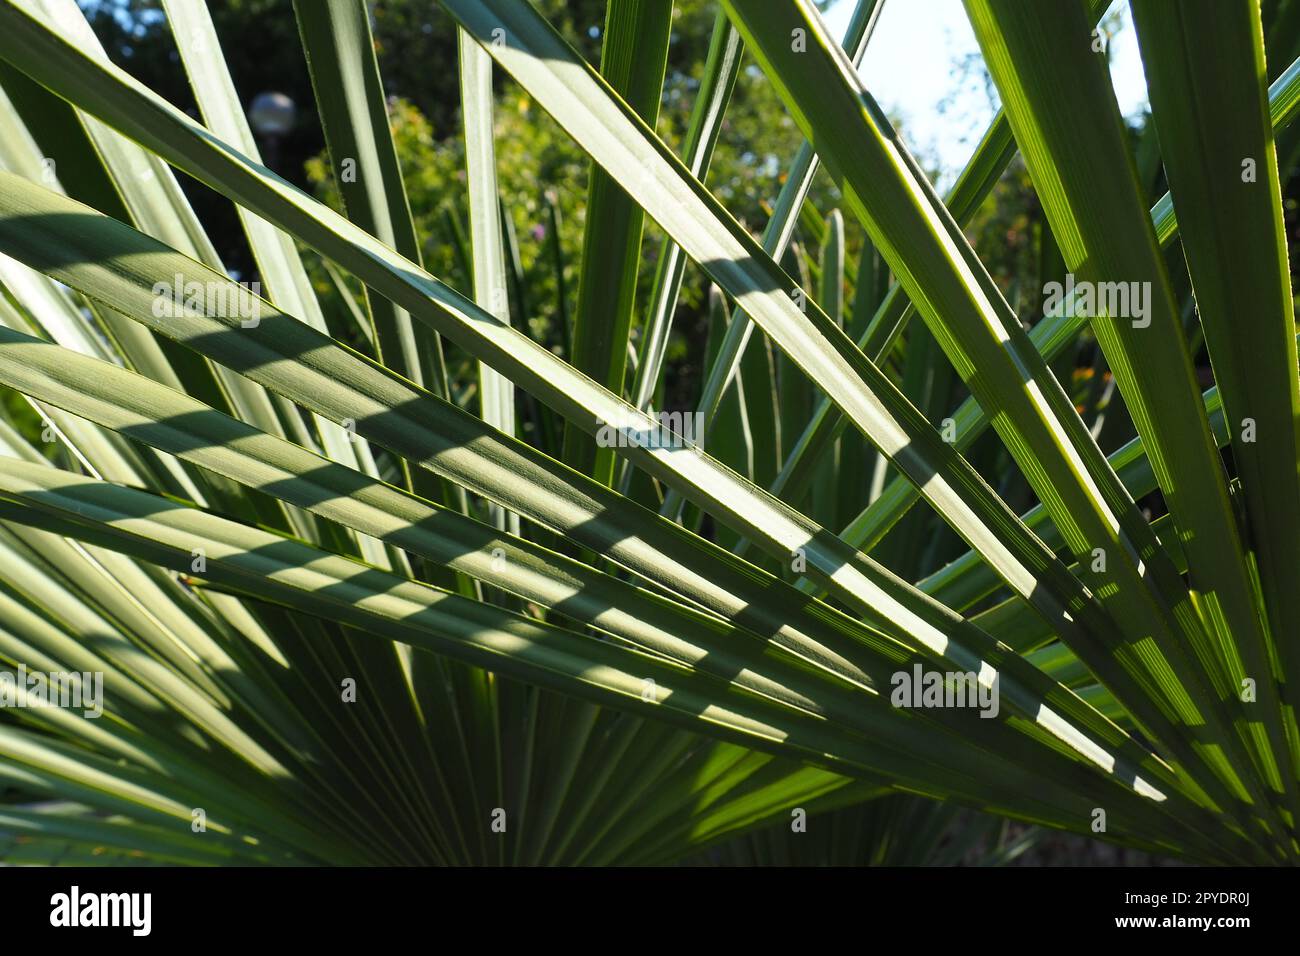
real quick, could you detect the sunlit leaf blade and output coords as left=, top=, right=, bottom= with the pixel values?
left=561, top=0, right=671, bottom=487
left=966, top=0, right=1298, bottom=835
left=724, top=0, right=1284, bottom=840
left=1131, top=0, right=1300, bottom=800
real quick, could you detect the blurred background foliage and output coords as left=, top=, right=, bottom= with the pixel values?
left=78, top=1, right=847, bottom=414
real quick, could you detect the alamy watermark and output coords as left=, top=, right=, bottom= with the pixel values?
left=151, top=273, right=262, bottom=328
left=595, top=410, right=705, bottom=450
left=0, top=664, right=103, bottom=718
left=1042, top=272, right=1151, bottom=328
left=890, top=663, right=999, bottom=718
left=50, top=886, right=150, bottom=936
